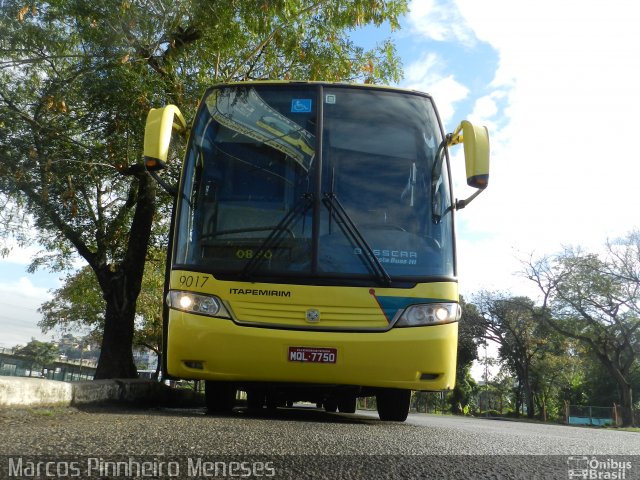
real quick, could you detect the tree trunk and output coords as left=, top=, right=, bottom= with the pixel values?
left=597, top=358, right=634, bottom=427
left=523, top=378, right=535, bottom=419
left=515, top=363, right=535, bottom=418
left=94, top=276, right=138, bottom=379
left=93, top=172, right=156, bottom=379
left=536, top=395, right=547, bottom=422
left=594, top=359, right=634, bottom=427
left=619, top=378, right=634, bottom=427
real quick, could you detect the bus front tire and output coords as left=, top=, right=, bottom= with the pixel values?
left=376, top=388, right=410, bottom=421
left=337, top=395, right=357, bottom=414
left=205, top=381, right=236, bottom=414
left=323, top=398, right=338, bottom=412
left=246, top=389, right=265, bottom=410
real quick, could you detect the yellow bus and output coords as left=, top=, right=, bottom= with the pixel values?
left=144, top=82, right=489, bottom=421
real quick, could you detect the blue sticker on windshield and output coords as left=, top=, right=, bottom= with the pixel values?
left=291, top=99, right=312, bottom=113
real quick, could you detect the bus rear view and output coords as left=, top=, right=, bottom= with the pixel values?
left=144, top=82, right=490, bottom=421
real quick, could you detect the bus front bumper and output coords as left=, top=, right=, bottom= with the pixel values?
left=166, top=312, right=458, bottom=391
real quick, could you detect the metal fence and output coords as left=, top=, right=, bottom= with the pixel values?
left=565, top=402, right=615, bottom=426
left=0, top=351, right=95, bottom=381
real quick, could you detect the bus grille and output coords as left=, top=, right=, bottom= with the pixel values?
left=229, top=300, right=388, bottom=329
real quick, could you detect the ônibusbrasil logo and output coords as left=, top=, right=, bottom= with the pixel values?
left=567, top=456, right=633, bottom=479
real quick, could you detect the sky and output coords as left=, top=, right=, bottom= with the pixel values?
left=397, top=0, right=640, bottom=297
left=2, top=0, right=640, bottom=348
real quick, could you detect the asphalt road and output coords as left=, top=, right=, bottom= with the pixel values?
left=1, top=405, right=638, bottom=479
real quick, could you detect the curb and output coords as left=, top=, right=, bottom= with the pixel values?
left=0, top=376, right=204, bottom=409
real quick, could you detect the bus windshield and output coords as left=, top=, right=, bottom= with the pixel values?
left=173, top=84, right=454, bottom=283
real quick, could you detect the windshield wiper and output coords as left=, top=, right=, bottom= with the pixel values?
left=242, top=193, right=313, bottom=279
left=431, top=140, right=447, bottom=224
left=322, top=193, right=392, bottom=286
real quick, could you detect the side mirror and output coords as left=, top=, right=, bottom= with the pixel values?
left=143, top=105, right=187, bottom=171
left=447, top=120, right=490, bottom=190
left=446, top=120, right=490, bottom=210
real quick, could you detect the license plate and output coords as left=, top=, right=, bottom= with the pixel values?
left=288, top=347, right=337, bottom=364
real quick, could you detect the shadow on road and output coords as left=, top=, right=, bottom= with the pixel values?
left=75, top=403, right=378, bottom=425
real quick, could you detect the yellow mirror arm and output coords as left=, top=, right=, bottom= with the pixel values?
left=446, top=123, right=464, bottom=147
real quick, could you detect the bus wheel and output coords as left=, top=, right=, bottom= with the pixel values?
left=376, top=389, right=410, bottom=421
left=205, top=381, right=236, bottom=414
left=337, top=395, right=357, bottom=414
left=323, top=398, right=338, bottom=412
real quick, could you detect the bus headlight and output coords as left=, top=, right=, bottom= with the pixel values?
left=394, top=303, right=461, bottom=327
left=167, top=291, right=231, bottom=318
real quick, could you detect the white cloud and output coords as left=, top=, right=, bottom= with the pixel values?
left=408, top=0, right=475, bottom=45
left=402, top=0, right=640, bottom=296
left=1, top=238, right=40, bottom=265
left=0, top=277, right=52, bottom=348
left=404, top=52, right=469, bottom=125
left=462, top=1, right=640, bottom=235
left=468, top=91, right=506, bottom=131
left=0, top=276, right=50, bottom=298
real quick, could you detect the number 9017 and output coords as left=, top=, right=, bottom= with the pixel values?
left=178, top=275, right=209, bottom=288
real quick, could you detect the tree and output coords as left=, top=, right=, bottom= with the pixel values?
left=526, top=233, right=640, bottom=426
left=39, top=251, right=165, bottom=377
left=528, top=329, right=582, bottom=421
left=480, top=365, right=515, bottom=416
left=56, top=333, right=100, bottom=363
left=38, top=267, right=105, bottom=337
left=0, top=0, right=407, bottom=378
left=448, top=296, right=484, bottom=414
left=15, top=339, right=59, bottom=377
left=471, top=293, right=547, bottom=418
